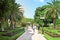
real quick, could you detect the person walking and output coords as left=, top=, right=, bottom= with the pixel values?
left=31, top=24, right=33, bottom=29
left=37, top=24, right=40, bottom=33
left=33, top=24, right=37, bottom=33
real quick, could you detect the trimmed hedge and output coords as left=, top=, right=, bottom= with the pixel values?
left=0, top=27, right=25, bottom=40
left=44, top=27, right=60, bottom=35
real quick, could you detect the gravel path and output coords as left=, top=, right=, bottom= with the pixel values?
left=16, top=27, right=46, bottom=40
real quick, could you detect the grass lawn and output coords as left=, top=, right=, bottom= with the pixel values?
left=44, top=27, right=60, bottom=35
left=0, top=27, right=25, bottom=40
left=40, top=27, right=60, bottom=40
left=44, top=33, right=60, bottom=40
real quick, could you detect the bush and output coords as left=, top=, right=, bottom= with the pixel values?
left=0, top=27, right=25, bottom=40
left=44, top=27, right=60, bottom=35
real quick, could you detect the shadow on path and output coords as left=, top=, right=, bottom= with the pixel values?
left=16, top=26, right=46, bottom=40
left=16, top=27, right=34, bottom=40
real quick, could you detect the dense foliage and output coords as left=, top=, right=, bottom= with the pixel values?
left=34, top=0, right=60, bottom=28
left=0, top=0, right=23, bottom=31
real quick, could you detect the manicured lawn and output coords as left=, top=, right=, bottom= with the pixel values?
left=40, top=27, right=60, bottom=40
left=0, top=27, right=25, bottom=40
left=44, top=33, right=60, bottom=40
left=44, top=27, right=60, bottom=35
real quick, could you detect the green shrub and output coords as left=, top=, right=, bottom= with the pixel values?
left=44, top=33, right=60, bottom=40
left=0, top=27, right=25, bottom=40
left=44, top=27, right=60, bottom=35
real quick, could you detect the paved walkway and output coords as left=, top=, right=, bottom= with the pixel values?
left=16, top=27, right=46, bottom=40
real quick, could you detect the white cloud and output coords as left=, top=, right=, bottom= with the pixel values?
left=34, top=0, right=44, bottom=3
left=39, top=0, right=44, bottom=2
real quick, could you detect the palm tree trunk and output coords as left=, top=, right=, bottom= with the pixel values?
left=53, top=18, right=56, bottom=29
left=10, top=14, right=15, bottom=29
left=0, top=19, right=1, bottom=28
left=0, top=23, right=1, bottom=29
left=0, top=22, right=5, bottom=31
left=1, top=18, right=5, bottom=31
left=12, top=21, right=15, bottom=29
left=10, top=19, right=13, bottom=29
left=1, top=26, right=5, bottom=31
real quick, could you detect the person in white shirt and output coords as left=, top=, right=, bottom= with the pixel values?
left=33, top=24, right=36, bottom=32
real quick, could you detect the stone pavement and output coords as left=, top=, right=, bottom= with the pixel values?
left=16, top=27, right=46, bottom=40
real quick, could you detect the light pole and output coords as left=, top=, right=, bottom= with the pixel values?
left=40, top=17, right=45, bottom=34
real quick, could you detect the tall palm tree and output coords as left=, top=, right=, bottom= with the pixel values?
left=0, top=0, right=9, bottom=31
left=8, top=0, right=23, bottom=29
left=45, top=0, right=60, bottom=28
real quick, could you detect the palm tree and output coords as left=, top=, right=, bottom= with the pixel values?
left=0, top=0, right=9, bottom=31
left=0, top=0, right=23, bottom=30
left=9, top=4, right=22, bottom=29
left=45, top=0, right=60, bottom=28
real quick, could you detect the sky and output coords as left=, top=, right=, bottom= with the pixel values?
left=16, top=0, right=51, bottom=18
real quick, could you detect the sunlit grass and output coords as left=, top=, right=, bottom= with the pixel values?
left=44, top=33, right=60, bottom=40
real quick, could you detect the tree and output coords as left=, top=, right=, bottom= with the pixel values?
left=0, top=0, right=23, bottom=30
left=8, top=0, right=23, bottom=29
left=0, top=0, right=9, bottom=31
left=45, top=0, right=60, bottom=28
left=34, top=6, right=47, bottom=25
